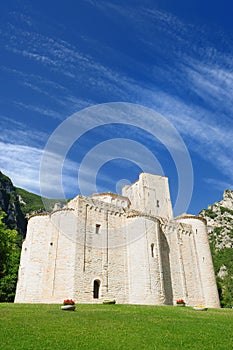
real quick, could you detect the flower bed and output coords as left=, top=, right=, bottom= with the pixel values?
left=61, top=299, right=76, bottom=311
left=63, top=299, right=75, bottom=305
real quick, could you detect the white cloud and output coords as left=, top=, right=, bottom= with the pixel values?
left=1, top=66, right=93, bottom=112
left=183, top=61, right=233, bottom=113
left=204, top=178, right=233, bottom=192
left=0, top=141, right=80, bottom=198
left=0, top=117, right=48, bottom=147
left=14, top=101, right=63, bottom=120
left=0, top=142, right=41, bottom=193
left=147, top=92, right=233, bottom=181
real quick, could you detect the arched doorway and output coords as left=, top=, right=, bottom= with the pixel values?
left=93, top=279, right=100, bottom=299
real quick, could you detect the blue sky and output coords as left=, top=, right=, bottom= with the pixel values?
left=0, top=0, right=233, bottom=216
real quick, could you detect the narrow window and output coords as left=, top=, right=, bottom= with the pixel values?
left=151, top=243, right=154, bottom=258
left=157, top=200, right=160, bottom=207
left=96, top=224, right=101, bottom=234
left=93, top=280, right=100, bottom=299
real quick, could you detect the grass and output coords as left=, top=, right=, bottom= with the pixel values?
left=0, top=304, right=232, bottom=350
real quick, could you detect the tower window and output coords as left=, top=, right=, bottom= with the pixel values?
left=96, top=224, right=101, bottom=234
left=151, top=243, right=154, bottom=258
left=157, top=200, right=160, bottom=207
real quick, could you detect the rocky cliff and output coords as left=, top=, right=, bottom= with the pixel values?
left=200, top=190, right=233, bottom=249
left=0, top=172, right=26, bottom=236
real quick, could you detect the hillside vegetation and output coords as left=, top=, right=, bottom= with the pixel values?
left=16, top=187, right=67, bottom=216
left=0, top=172, right=26, bottom=235
left=200, top=189, right=233, bottom=307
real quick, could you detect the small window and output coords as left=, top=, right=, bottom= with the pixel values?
left=157, top=200, right=160, bottom=207
left=151, top=243, right=154, bottom=258
left=96, top=224, right=101, bottom=234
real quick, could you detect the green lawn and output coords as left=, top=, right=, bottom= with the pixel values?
left=0, top=304, right=232, bottom=350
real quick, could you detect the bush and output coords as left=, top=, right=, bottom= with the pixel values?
left=0, top=211, right=21, bottom=302
left=220, top=206, right=233, bottom=216
left=204, top=209, right=217, bottom=219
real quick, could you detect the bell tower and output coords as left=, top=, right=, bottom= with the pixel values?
left=122, top=173, right=173, bottom=219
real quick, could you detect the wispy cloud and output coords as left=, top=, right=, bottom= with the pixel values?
left=204, top=178, right=233, bottom=192
left=1, top=3, right=233, bottom=199
left=183, top=61, right=233, bottom=115
left=2, top=22, right=139, bottom=101
left=14, top=101, right=63, bottom=120
left=0, top=66, right=93, bottom=113
left=0, top=141, right=80, bottom=197
left=94, top=5, right=233, bottom=185
left=0, top=142, right=41, bottom=193
left=0, top=117, right=48, bottom=147
left=143, top=90, right=233, bottom=182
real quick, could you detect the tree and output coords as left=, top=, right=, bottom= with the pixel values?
left=0, top=211, right=21, bottom=301
left=210, top=242, right=233, bottom=308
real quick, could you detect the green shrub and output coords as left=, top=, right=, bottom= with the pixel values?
left=220, top=206, right=233, bottom=216
left=213, top=227, right=224, bottom=235
left=203, top=209, right=217, bottom=219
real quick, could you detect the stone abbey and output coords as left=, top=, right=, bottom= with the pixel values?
left=15, top=173, right=220, bottom=307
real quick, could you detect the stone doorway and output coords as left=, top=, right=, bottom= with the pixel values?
left=93, top=279, right=100, bottom=299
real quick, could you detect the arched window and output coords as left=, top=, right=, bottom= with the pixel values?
left=96, top=224, right=101, bottom=234
left=151, top=243, right=154, bottom=258
left=93, top=279, right=100, bottom=299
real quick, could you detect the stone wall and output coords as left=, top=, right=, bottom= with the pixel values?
left=175, top=216, right=220, bottom=308
left=126, top=216, right=163, bottom=305
left=72, top=197, right=129, bottom=303
left=15, top=209, right=77, bottom=303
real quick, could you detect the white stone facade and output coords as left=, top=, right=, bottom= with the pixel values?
left=15, top=173, right=220, bottom=307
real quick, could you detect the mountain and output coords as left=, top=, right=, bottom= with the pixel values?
left=16, top=187, right=67, bottom=217
left=0, top=171, right=67, bottom=236
left=200, top=190, right=233, bottom=249
left=200, top=190, right=233, bottom=307
left=0, top=171, right=26, bottom=236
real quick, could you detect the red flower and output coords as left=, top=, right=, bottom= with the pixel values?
left=176, top=299, right=185, bottom=304
left=63, top=299, right=75, bottom=305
